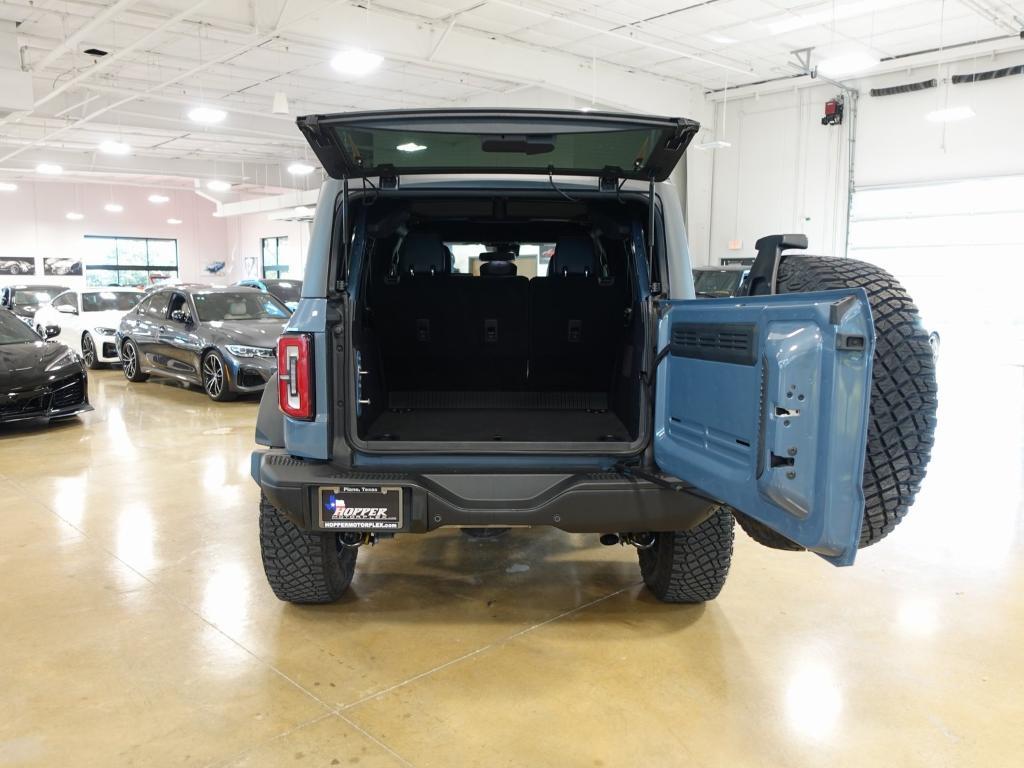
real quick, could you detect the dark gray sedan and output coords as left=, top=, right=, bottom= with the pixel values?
left=115, top=286, right=288, bottom=401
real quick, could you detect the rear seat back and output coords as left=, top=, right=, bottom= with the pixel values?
left=530, top=235, right=620, bottom=391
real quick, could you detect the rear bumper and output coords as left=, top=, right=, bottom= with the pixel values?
left=251, top=448, right=716, bottom=534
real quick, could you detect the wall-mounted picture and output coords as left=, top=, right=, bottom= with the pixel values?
left=0, top=257, right=36, bottom=276
left=43, top=257, right=83, bottom=276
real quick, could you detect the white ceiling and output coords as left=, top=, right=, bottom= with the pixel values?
left=0, top=0, right=1020, bottom=194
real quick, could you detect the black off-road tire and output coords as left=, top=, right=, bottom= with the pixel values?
left=259, top=495, right=357, bottom=604
left=735, top=255, right=938, bottom=551
left=638, top=506, right=735, bottom=603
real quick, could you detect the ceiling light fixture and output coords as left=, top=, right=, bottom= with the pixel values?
left=188, top=106, right=227, bottom=124
left=817, top=52, right=878, bottom=77
left=293, top=206, right=314, bottom=217
left=272, top=91, right=291, bottom=115
left=396, top=142, right=427, bottom=153
left=287, top=162, right=315, bottom=175
left=925, top=106, right=976, bottom=123
left=206, top=180, right=232, bottom=192
left=65, top=212, right=85, bottom=221
left=704, top=33, right=737, bottom=44
left=36, top=163, right=63, bottom=175
left=330, top=49, right=383, bottom=77
left=148, top=193, right=170, bottom=204
left=167, top=218, right=182, bottom=225
left=99, top=140, right=131, bottom=155
left=0, top=182, right=16, bottom=192
left=104, top=202, right=123, bottom=213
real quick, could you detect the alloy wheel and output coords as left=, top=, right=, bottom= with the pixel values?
left=82, top=335, right=96, bottom=367
left=203, top=354, right=225, bottom=399
left=122, top=343, right=137, bottom=379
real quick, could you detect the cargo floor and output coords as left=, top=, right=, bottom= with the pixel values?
left=365, top=408, right=631, bottom=443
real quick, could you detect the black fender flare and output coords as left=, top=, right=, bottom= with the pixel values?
left=255, top=373, right=285, bottom=448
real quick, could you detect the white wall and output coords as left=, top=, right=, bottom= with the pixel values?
left=0, top=180, right=228, bottom=290
left=703, top=49, right=1024, bottom=266
left=221, top=214, right=310, bottom=284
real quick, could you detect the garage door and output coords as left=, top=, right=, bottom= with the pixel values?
left=848, top=175, right=1024, bottom=366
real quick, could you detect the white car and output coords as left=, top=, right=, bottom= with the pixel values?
left=34, top=287, right=144, bottom=368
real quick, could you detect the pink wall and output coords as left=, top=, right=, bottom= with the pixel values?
left=0, top=180, right=229, bottom=291
left=222, top=214, right=310, bottom=284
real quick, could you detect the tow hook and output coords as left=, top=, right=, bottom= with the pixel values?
left=599, top=532, right=656, bottom=549
left=339, top=532, right=375, bottom=548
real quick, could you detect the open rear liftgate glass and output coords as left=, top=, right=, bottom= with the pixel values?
left=652, top=290, right=875, bottom=566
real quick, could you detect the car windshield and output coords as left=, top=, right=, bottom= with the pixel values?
left=16, top=287, right=65, bottom=307
left=0, top=311, right=41, bottom=344
left=265, top=281, right=302, bottom=303
left=82, top=291, right=142, bottom=312
left=192, top=292, right=290, bottom=322
left=693, top=270, right=744, bottom=296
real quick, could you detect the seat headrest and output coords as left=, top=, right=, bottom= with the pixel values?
left=478, top=251, right=516, bottom=262
left=479, top=260, right=517, bottom=276
left=228, top=301, right=248, bottom=316
left=398, top=232, right=451, bottom=276
left=549, top=235, right=595, bottom=277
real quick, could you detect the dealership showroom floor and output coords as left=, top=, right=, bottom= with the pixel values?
left=2, top=0, right=1024, bottom=766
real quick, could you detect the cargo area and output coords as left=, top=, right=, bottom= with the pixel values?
left=348, top=195, right=651, bottom=448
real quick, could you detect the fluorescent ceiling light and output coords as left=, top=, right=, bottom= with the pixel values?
left=206, top=180, right=232, bottom=192
left=704, top=33, right=737, bottom=44
left=396, top=142, right=427, bottom=152
left=330, top=49, right=383, bottom=77
left=65, top=212, right=84, bottom=220
left=36, top=163, right=63, bottom=175
left=293, top=206, right=314, bottom=217
left=104, top=202, right=123, bottom=213
left=167, top=218, right=183, bottom=225
left=188, top=106, right=227, bottom=124
left=817, top=52, right=878, bottom=77
left=768, top=0, right=889, bottom=35
left=99, top=140, right=131, bottom=155
left=287, top=162, right=315, bottom=175
left=925, top=106, right=976, bottom=123
left=694, top=140, right=732, bottom=150
left=0, top=182, right=16, bottom=192
left=148, top=193, right=170, bottom=203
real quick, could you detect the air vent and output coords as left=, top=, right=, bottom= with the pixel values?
left=83, top=48, right=108, bottom=57
left=670, top=322, right=756, bottom=365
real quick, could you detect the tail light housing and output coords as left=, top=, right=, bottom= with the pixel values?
left=277, top=333, right=314, bottom=420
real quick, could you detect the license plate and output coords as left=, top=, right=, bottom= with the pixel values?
left=317, top=485, right=403, bottom=530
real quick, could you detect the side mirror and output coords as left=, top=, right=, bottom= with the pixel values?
left=43, top=324, right=61, bottom=339
left=170, top=309, right=192, bottom=324
left=57, top=304, right=78, bottom=315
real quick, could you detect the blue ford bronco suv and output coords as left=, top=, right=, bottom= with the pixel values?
left=251, top=109, right=937, bottom=604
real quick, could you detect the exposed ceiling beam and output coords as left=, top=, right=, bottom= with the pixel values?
left=29, top=0, right=145, bottom=73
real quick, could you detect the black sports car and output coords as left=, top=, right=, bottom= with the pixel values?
left=0, top=309, right=92, bottom=424
left=116, top=285, right=288, bottom=401
left=0, top=284, right=68, bottom=325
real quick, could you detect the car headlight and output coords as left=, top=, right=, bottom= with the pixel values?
left=225, top=344, right=275, bottom=358
left=46, top=349, right=81, bottom=371
left=94, top=327, right=117, bottom=336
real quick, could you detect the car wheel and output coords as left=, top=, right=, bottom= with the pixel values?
left=202, top=349, right=236, bottom=402
left=259, top=495, right=357, bottom=604
left=81, top=333, right=101, bottom=370
left=9, top=263, right=21, bottom=275
left=735, top=255, right=938, bottom=551
left=120, top=339, right=149, bottom=382
left=638, top=505, right=735, bottom=604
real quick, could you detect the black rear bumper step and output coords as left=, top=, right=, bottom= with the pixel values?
left=252, top=449, right=717, bottom=534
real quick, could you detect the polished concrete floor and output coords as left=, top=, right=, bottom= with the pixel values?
left=1, top=356, right=1022, bottom=767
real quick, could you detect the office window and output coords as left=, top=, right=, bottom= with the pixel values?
left=262, top=236, right=289, bottom=277
left=84, top=236, right=179, bottom=287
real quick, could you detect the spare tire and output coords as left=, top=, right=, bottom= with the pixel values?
left=735, top=255, right=938, bottom=551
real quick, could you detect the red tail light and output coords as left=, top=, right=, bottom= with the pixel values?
left=277, top=334, right=313, bottom=420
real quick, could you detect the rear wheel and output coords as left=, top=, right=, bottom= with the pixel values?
left=259, top=495, right=357, bottom=604
left=638, top=506, right=735, bottom=603
left=81, top=333, right=101, bottom=369
left=735, top=255, right=938, bottom=551
left=120, top=339, right=148, bottom=382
